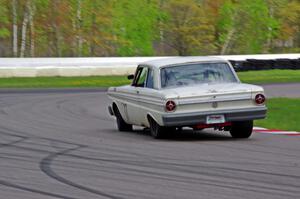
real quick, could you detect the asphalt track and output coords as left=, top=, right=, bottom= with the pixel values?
left=262, top=83, right=300, bottom=98
left=0, top=84, right=299, bottom=199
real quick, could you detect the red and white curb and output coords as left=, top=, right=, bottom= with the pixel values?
left=253, top=127, right=300, bottom=136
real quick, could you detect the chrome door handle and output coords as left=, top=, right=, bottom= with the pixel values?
left=136, top=91, right=140, bottom=94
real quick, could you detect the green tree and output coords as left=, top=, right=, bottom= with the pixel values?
left=0, top=0, right=299, bottom=57
left=162, top=0, right=216, bottom=55
left=37, top=0, right=73, bottom=56
left=79, top=0, right=115, bottom=56
left=0, top=0, right=10, bottom=56
left=235, top=0, right=278, bottom=54
left=277, top=0, right=300, bottom=52
left=0, top=0, right=9, bottom=39
left=217, top=0, right=236, bottom=54
left=113, top=0, right=161, bottom=56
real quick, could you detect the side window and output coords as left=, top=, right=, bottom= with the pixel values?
left=146, top=69, right=154, bottom=88
left=133, top=67, right=148, bottom=87
left=132, top=67, right=142, bottom=86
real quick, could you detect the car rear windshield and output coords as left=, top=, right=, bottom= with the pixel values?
left=160, top=62, right=237, bottom=88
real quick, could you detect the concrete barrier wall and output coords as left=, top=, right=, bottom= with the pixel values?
left=0, top=54, right=299, bottom=77
left=0, top=66, right=138, bottom=77
left=0, top=57, right=174, bottom=77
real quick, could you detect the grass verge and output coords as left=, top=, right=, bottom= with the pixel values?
left=0, top=69, right=299, bottom=88
left=255, top=98, right=300, bottom=132
left=0, top=76, right=131, bottom=88
left=238, top=69, right=300, bottom=84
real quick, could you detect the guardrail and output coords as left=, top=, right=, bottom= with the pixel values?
left=0, top=54, right=299, bottom=77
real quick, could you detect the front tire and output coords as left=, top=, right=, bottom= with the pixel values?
left=114, top=106, right=132, bottom=132
left=230, top=120, right=253, bottom=138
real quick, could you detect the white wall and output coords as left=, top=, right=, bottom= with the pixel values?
left=0, top=54, right=299, bottom=77
left=0, top=57, right=170, bottom=77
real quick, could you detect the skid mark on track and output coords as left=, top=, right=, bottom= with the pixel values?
left=36, top=142, right=300, bottom=198
left=39, top=146, right=125, bottom=199
left=0, top=127, right=121, bottom=199
left=0, top=179, right=79, bottom=199
left=0, top=131, right=80, bottom=198
left=0, top=128, right=124, bottom=199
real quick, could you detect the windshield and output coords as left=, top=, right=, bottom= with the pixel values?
left=160, top=62, right=238, bottom=88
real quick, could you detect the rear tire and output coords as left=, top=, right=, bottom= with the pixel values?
left=113, top=105, right=132, bottom=132
left=230, top=120, right=253, bottom=138
left=148, top=117, right=166, bottom=139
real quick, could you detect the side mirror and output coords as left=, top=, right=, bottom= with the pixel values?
left=127, top=74, right=134, bottom=80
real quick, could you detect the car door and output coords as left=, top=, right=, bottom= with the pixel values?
left=125, top=66, right=149, bottom=125
left=136, top=67, right=156, bottom=126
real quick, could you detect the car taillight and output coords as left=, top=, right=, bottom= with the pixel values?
left=255, top=94, right=266, bottom=105
left=165, top=100, right=176, bottom=112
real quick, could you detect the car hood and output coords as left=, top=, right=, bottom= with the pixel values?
left=160, top=83, right=264, bottom=99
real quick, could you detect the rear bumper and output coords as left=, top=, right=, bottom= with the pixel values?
left=162, top=107, right=267, bottom=126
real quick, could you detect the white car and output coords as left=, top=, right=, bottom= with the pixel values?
left=107, top=57, right=267, bottom=139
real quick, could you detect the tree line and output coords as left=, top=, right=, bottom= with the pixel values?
left=0, top=0, right=299, bottom=57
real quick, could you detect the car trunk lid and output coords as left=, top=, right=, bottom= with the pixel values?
left=162, top=83, right=257, bottom=99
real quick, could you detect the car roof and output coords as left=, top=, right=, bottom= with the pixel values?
left=140, top=56, right=227, bottom=68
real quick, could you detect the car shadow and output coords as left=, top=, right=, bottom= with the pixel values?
left=166, top=131, right=232, bottom=141
left=121, top=127, right=233, bottom=142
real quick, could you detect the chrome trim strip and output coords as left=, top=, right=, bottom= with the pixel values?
left=178, top=96, right=251, bottom=105
left=108, top=92, right=164, bottom=106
